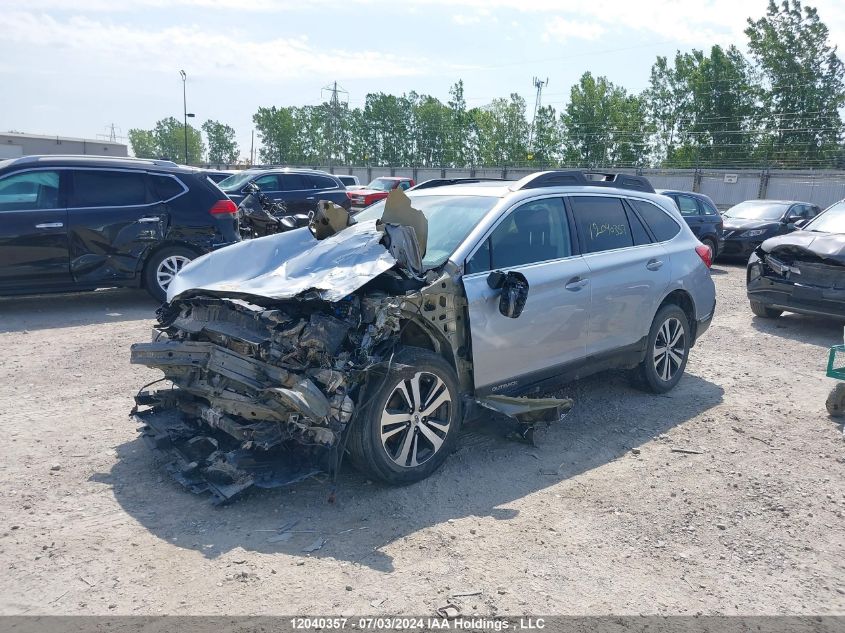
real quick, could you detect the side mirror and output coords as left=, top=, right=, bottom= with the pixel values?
left=787, top=218, right=807, bottom=230
left=487, top=270, right=529, bottom=319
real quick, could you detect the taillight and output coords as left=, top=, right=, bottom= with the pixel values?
left=346, top=191, right=353, bottom=199
left=209, top=199, right=237, bottom=215
left=695, top=243, right=713, bottom=268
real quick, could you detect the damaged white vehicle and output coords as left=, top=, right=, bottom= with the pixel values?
left=130, top=171, right=715, bottom=503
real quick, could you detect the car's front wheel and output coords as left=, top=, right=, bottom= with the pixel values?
left=635, top=304, right=691, bottom=394
left=347, top=347, right=462, bottom=485
left=144, top=246, right=197, bottom=302
left=750, top=300, right=783, bottom=319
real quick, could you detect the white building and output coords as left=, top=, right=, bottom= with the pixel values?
left=0, top=132, right=127, bottom=159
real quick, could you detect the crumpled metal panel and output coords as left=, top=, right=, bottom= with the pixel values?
left=476, top=394, right=574, bottom=424
left=167, top=220, right=397, bottom=302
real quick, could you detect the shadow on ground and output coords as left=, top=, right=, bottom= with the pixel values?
left=92, top=369, right=724, bottom=572
left=751, top=312, right=844, bottom=348
left=0, top=289, right=157, bottom=333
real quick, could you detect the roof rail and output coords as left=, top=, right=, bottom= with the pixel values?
left=512, top=170, right=655, bottom=194
left=12, top=155, right=178, bottom=167
left=409, top=177, right=508, bottom=191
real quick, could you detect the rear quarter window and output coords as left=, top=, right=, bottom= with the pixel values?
left=631, top=199, right=682, bottom=242
left=310, top=174, right=340, bottom=189
left=150, top=174, right=185, bottom=201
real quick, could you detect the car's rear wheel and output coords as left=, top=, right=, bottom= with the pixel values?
left=635, top=304, right=690, bottom=394
left=750, top=300, right=783, bottom=319
left=144, top=246, right=198, bottom=302
left=347, top=347, right=461, bottom=485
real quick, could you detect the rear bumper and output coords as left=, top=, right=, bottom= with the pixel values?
left=747, top=268, right=845, bottom=320
left=694, top=302, right=715, bottom=344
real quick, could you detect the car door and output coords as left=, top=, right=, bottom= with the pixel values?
left=66, top=169, right=168, bottom=284
left=462, top=196, right=591, bottom=394
left=675, top=194, right=704, bottom=236
left=276, top=173, right=314, bottom=215
left=0, top=169, right=71, bottom=290
left=568, top=195, right=670, bottom=357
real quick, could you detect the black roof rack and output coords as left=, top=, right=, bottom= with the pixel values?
left=513, top=170, right=655, bottom=194
left=409, top=177, right=508, bottom=191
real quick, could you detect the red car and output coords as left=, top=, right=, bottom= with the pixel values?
left=348, top=176, right=415, bottom=210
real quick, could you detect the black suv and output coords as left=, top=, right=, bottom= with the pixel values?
left=218, top=168, right=351, bottom=214
left=0, top=155, right=240, bottom=301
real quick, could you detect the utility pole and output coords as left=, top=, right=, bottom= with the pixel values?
left=528, top=76, right=548, bottom=154
left=250, top=129, right=255, bottom=166
left=179, top=70, right=196, bottom=165
left=321, top=81, right=348, bottom=169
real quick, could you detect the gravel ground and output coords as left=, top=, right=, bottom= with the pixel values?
left=0, top=263, right=843, bottom=616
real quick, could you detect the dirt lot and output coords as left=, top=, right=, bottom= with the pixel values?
left=0, top=263, right=843, bottom=616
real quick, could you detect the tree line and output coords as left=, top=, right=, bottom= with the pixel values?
left=130, top=0, right=845, bottom=170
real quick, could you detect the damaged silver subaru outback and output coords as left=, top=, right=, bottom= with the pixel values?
left=130, top=171, right=716, bottom=503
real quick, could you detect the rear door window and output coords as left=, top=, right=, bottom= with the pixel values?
left=630, top=199, right=682, bottom=242
left=570, top=196, right=634, bottom=254
left=70, top=170, right=148, bottom=208
left=279, top=174, right=310, bottom=191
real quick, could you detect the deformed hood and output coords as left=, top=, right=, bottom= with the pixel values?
left=167, top=220, right=398, bottom=302
left=723, top=218, right=778, bottom=231
left=760, top=230, right=845, bottom=264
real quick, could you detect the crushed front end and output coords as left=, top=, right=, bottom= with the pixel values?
left=131, top=290, right=408, bottom=504
left=748, top=246, right=845, bottom=320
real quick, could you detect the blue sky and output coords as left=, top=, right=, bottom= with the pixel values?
left=2, top=0, right=844, bottom=159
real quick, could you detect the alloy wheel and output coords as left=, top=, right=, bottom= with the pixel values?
left=156, top=255, right=191, bottom=293
left=653, top=317, right=686, bottom=382
left=380, top=371, right=452, bottom=468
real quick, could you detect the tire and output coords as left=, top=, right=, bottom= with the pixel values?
left=347, top=346, right=462, bottom=485
left=635, top=304, right=691, bottom=394
left=825, top=383, right=845, bottom=417
left=143, top=246, right=198, bottom=302
left=701, top=237, right=717, bottom=259
left=750, top=300, right=783, bottom=319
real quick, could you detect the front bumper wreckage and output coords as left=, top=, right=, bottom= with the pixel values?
left=130, top=194, right=572, bottom=503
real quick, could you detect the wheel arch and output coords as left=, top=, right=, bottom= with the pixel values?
left=657, top=288, right=699, bottom=345
left=139, top=240, right=206, bottom=288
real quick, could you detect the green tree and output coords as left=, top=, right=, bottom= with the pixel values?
left=153, top=117, right=204, bottom=165
left=253, top=106, right=298, bottom=164
left=202, top=120, right=239, bottom=164
left=530, top=105, right=562, bottom=166
left=562, top=72, right=651, bottom=167
left=128, top=129, right=158, bottom=159
left=745, top=0, right=845, bottom=167
left=645, top=46, right=759, bottom=167
left=446, top=80, right=470, bottom=167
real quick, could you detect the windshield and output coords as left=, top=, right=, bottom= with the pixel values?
left=804, top=201, right=845, bottom=234
left=218, top=171, right=259, bottom=191
left=355, top=195, right=497, bottom=268
left=366, top=178, right=398, bottom=192
left=723, top=200, right=790, bottom=221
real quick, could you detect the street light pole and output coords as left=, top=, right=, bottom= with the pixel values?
left=180, top=70, right=188, bottom=164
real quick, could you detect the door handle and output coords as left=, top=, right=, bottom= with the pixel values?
left=565, top=276, right=589, bottom=291
left=646, top=259, right=664, bottom=271
left=306, top=196, right=315, bottom=200
left=35, top=222, right=63, bottom=229
left=138, top=217, right=162, bottom=223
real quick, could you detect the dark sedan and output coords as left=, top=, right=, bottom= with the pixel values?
left=719, top=199, right=821, bottom=259
left=747, top=199, right=845, bottom=320
left=218, top=168, right=350, bottom=214
left=657, top=189, right=723, bottom=256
